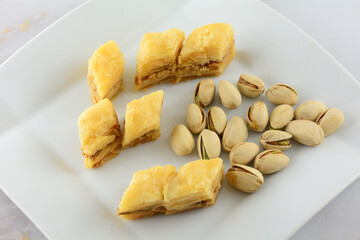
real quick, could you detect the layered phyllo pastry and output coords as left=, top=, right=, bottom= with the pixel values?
left=134, top=23, right=234, bottom=90
left=78, top=98, right=121, bottom=168
left=122, top=90, right=164, bottom=148
left=134, top=28, right=185, bottom=90
left=176, top=23, right=235, bottom=80
left=117, top=158, right=224, bottom=219
left=88, top=41, right=125, bottom=103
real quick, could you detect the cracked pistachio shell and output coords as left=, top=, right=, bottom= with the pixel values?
left=237, top=73, right=265, bottom=98
left=285, top=120, right=324, bottom=146
left=295, top=100, right=326, bottom=121
left=269, top=104, right=294, bottom=130
left=316, top=108, right=344, bottom=136
left=259, top=130, right=292, bottom=151
left=194, top=78, right=216, bottom=108
left=266, top=84, right=298, bottom=105
left=254, top=150, right=290, bottom=174
left=186, top=103, right=206, bottom=134
left=247, top=101, right=269, bottom=132
left=219, top=80, right=242, bottom=109
left=207, top=106, right=227, bottom=135
left=226, top=164, right=264, bottom=193
left=229, top=142, right=260, bottom=165
left=222, top=116, right=248, bottom=152
left=170, top=125, right=195, bottom=156
left=197, top=129, right=221, bottom=159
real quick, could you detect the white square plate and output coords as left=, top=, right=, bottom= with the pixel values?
left=1, top=0, right=359, bottom=239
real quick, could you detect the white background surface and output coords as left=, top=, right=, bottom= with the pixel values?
left=0, top=1, right=359, bottom=239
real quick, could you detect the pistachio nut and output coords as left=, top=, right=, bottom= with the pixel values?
left=285, top=120, right=324, bottom=146
left=229, top=142, right=260, bottom=165
left=218, top=80, right=242, bottom=109
left=259, top=130, right=292, bottom=151
left=237, top=73, right=265, bottom=98
left=316, top=108, right=344, bottom=136
left=254, top=150, right=290, bottom=174
left=222, top=116, right=248, bottom=152
left=269, top=104, right=294, bottom=130
left=197, top=129, right=221, bottom=159
left=226, top=164, right=264, bottom=193
left=170, top=124, right=195, bottom=156
left=186, top=103, right=206, bottom=134
left=194, top=78, right=216, bottom=108
left=247, top=101, right=269, bottom=132
left=265, top=84, right=298, bottom=105
left=295, top=100, right=326, bottom=121
left=207, top=106, right=227, bottom=135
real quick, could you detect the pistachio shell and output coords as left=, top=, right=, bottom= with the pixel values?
left=285, top=120, right=324, bottom=146
left=269, top=104, right=294, bottom=130
left=295, top=100, right=326, bottom=121
left=207, top=106, right=227, bottom=135
left=247, top=101, right=269, bottom=132
left=316, top=108, right=344, bottom=136
left=170, top=124, right=195, bottom=156
left=194, top=78, right=216, bottom=108
left=254, top=150, right=290, bottom=174
left=259, top=130, right=292, bottom=151
left=229, top=142, right=260, bottom=165
left=218, top=80, right=242, bottom=109
left=237, top=73, right=265, bottom=98
left=186, top=103, right=206, bottom=134
left=226, top=164, right=264, bottom=193
left=266, top=84, right=298, bottom=105
left=222, top=116, right=248, bottom=152
left=197, top=129, right=221, bottom=159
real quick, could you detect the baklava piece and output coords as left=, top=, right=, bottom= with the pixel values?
left=164, top=158, right=224, bottom=214
left=88, top=40, right=125, bottom=103
left=78, top=98, right=121, bottom=169
left=117, top=165, right=176, bottom=219
left=134, top=28, right=185, bottom=91
left=117, top=158, right=224, bottom=219
left=176, top=23, right=235, bottom=80
left=122, top=90, right=164, bottom=148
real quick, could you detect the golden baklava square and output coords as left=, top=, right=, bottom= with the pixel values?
left=78, top=98, right=121, bottom=169
left=117, top=165, right=176, bottom=219
left=164, top=158, right=224, bottom=214
left=122, top=90, right=164, bottom=148
left=176, top=23, right=234, bottom=80
left=117, top=158, right=224, bottom=219
left=88, top=40, right=125, bottom=103
left=134, top=28, right=185, bottom=90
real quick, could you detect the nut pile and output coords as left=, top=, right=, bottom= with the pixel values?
left=170, top=73, right=344, bottom=193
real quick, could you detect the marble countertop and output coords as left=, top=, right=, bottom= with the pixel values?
left=0, top=1, right=359, bottom=239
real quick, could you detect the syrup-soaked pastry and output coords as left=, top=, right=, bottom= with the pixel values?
left=135, top=28, right=185, bottom=90
left=78, top=98, right=121, bottom=169
left=88, top=40, right=125, bottom=103
left=117, top=158, right=224, bottom=219
left=117, top=165, right=176, bottom=219
left=134, top=23, right=234, bottom=90
left=122, top=90, right=164, bottom=148
left=176, top=23, right=235, bottom=81
left=164, top=158, right=224, bottom=214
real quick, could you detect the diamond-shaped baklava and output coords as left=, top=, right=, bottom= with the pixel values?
left=122, top=90, right=164, bottom=148
left=117, top=158, right=224, bottom=219
left=176, top=23, right=235, bottom=80
left=88, top=40, right=125, bottom=103
left=134, top=23, right=234, bottom=90
left=135, top=28, right=185, bottom=91
left=164, top=158, right=224, bottom=214
left=78, top=98, right=121, bottom=169
left=117, top=165, right=176, bottom=219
